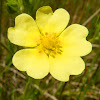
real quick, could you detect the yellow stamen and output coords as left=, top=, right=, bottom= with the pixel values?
left=37, top=33, right=62, bottom=57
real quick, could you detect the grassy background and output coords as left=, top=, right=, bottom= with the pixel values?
left=0, top=0, right=100, bottom=100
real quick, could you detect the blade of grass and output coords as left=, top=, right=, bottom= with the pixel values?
left=82, top=8, right=100, bottom=26
left=0, top=61, right=12, bottom=76
left=77, top=53, right=99, bottom=100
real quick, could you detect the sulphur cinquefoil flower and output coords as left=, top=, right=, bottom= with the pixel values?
left=8, top=6, right=92, bottom=81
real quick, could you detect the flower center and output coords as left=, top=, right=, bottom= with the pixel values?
left=37, top=33, right=63, bottom=57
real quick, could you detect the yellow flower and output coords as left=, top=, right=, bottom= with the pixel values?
left=8, top=6, right=92, bottom=82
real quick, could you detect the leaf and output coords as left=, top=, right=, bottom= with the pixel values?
left=6, top=0, right=19, bottom=13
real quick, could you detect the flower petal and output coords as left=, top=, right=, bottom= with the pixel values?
left=8, top=13, right=40, bottom=47
left=12, top=49, right=49, bottom=79
left=49, top=54, right=85, bottom=82
left=60, top=24, right=92, bottom=56
left=36, top=6, right=70, bottom=35
left=36, top=6, right=53, bottom=34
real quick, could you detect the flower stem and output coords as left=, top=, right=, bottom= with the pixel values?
left=59, top=82, right=67, bottom=100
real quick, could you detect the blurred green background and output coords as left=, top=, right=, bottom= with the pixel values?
left=0, top=0, right=100, bottom=100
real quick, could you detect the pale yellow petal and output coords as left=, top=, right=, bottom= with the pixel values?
left=12, top=49, right=49, bottom=79
left=49, top=54, right=85, bottom=82
left=36, top=6, right=70, bottom=35
left=8, top=13, right=40, bottom=47
left=46, top=8, right=70, bottom=35
left=36, top=6, right=53, bottom=34
left=60, top=24, right=92, bottom=56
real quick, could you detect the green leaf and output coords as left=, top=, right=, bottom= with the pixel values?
left=6, top=0, right=19, bottom=13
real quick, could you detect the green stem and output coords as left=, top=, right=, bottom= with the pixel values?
left=0, top=0, right=2, bottom=40
left=59, top=82, right=67, bottom=100
left=0, top=61, right=12, bottom=76
left=0, top=42, right=13, bottom=54
left=23, top=77, right=31, bottom=98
